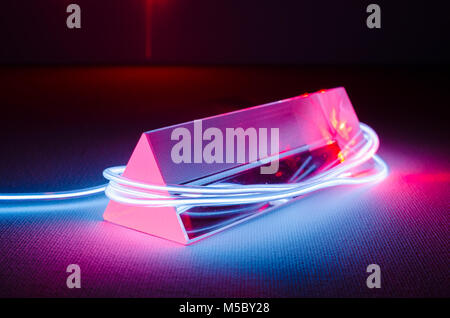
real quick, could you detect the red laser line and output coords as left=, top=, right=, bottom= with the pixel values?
left=145, top=0, right=152, bottom=59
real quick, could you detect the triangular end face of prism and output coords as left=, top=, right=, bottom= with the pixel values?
left=103, top=133, right=188, bottom=245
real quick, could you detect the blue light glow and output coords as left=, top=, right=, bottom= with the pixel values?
left=0, top=123, right=388, bottom=213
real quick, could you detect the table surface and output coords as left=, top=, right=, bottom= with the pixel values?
left=0, top=66, right=448, bottom=297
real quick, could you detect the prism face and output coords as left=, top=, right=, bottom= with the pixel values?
left=102, top=133, right=188, bottom=244
left=179, top=141, right=342, bottom=240
left=310, top=88, right=362, bottom=147
left=144, top=87, right=361, bottom=185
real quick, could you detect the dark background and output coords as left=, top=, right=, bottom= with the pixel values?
left=1, top=0, right=449, bottom=64
left=0, top=1, right=448, bottom=298
left=0, top=0, right=448, bottom=192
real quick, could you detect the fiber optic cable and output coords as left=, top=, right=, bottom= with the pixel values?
left=0, top=123, right=388, bottom=213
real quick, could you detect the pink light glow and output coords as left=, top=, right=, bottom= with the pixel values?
left=103, top=87, right=384, bottom=244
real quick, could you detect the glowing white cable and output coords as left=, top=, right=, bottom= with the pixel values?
left=0, top=184, right=106, bottom=201
left=104, top=155, right=387, bottom=207
left=0, top=123, right=388, bottom=207
left=103, top=123, right=388, bottom=207
left=101, top=124, right=374, bottom=197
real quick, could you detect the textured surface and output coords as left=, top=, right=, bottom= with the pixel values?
left=0, top=134, right=448, bottom=298
left=0, top=66, right=448, bottom=297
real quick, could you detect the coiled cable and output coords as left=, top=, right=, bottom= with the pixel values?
left=0, top=123, right=388, bottom=209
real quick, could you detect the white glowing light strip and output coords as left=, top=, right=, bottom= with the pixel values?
left=0, top=123, right=387, bottom=206
left=101, top=126, right=371, bottom=196
left=103, top=123, right=388, bottom=208
left=0, top=185, right=106, bottom=201
left=104, top=155, right=387, bottom=208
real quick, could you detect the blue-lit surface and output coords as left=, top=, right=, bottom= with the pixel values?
left=0, top=139, right=448, bottom=297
